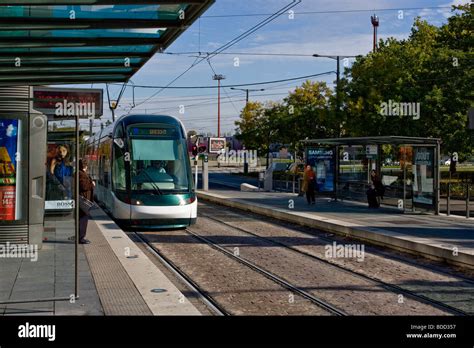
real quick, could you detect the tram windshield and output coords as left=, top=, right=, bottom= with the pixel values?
left=128, top=126, right=190, bottom=193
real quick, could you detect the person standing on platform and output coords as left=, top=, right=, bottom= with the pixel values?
left=303, top=164, right=316, bottom=205
left=78, top=159, right=94, bottom=244
left=370, top=169, right=385, bottom=205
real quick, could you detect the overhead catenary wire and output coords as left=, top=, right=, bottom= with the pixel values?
left=111, top=71, right=335, bottom=90
left=128, top=0, right=301, bottom=110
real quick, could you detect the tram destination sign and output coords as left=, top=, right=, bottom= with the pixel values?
left=33, top=87, right=103, bottom=119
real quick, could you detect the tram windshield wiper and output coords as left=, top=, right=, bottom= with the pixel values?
left=139, top=169, right=163, bottom=196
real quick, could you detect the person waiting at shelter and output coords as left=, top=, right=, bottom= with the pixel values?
left=366, top=184, right=379, bottom=208
left=302, top=164, right=316, bottom=205
left=370, top=169, right=385, bottom=204
left=78, top=159, right=95, bottom=244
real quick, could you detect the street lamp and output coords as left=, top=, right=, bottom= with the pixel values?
left=312, top=54, right=361, bottom=136
left=213, top=74, right=226, bottom=138
left=371, top=14, right=380, bottom=52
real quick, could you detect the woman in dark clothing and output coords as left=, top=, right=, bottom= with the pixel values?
left=370, top=169, right=385, bottom=204
left=79, top=159, right=94, bottom=244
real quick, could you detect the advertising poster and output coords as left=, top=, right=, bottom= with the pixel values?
left=209, top=138, right=226, bottom=154
left=45, top=142, right=74, bottom=210
left=413, top=147, right=434, bottom=206
left=0, top=119, right=19, bottom=221
left=306, top=147, right=336, bottom=193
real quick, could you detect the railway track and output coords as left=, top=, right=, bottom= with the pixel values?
left=183, top=228, right=347, bottom=316
left=132, top=231, right=229, bottom=316
left=198, top=210, right=470, bottom=316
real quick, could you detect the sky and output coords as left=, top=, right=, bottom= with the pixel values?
left=65, top=0, right=469, bottom=136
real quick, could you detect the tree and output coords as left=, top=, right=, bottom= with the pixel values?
left=235, top=81, right=340, bottom=153
left=235, top=101, right=268, bottom=153
left=342, top=4, right=473, bottom=158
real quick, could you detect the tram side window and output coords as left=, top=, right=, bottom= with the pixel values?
left=112, top=144, right=126, bottom=191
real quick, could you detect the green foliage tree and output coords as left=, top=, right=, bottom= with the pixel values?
left=342, top=4, right=473, bottom=158
left=235, top=81, right=339, bottom=153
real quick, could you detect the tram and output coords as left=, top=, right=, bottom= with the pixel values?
left=83, top=114, right=197, bottom=229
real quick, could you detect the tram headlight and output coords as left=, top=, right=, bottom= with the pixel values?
left=130, top=199, right=143, bottom=205
left=179, top=195, right=196, bottom=206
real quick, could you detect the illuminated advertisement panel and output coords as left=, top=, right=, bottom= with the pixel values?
left=45, top=141, right=75, bottom=211
left=306, top=147, right=336, bottom=193
left=0, top=119, right=20, bottom=221
left=413, top=147, right=435, bottom=206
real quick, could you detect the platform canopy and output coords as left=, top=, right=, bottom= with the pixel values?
left=0, top=0, right=214, bottom=86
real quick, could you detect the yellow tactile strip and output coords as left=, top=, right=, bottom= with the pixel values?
left=82, top=221, right=152, bottom=316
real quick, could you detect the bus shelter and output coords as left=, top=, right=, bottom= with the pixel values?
left=0, top=0, right=214, bottom=305
left=302, top=136, right=441, bottom=214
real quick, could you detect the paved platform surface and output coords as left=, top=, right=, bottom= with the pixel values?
left=197, top=189, right=474, bottom=269
left=0, top=216, right=103, bottom=315
left=1, top=209, right=202, bottom=316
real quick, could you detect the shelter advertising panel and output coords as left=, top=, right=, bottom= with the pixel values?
left=45, top=142, right=75, bottom=211
left=306, top=147, right=336, bottom=193
left=413, top=147, right=435, bottom=206
left=0, top=119, right=21, bottom=221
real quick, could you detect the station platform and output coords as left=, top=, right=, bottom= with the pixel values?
left=197, top=189, right=474, bottom=269
left=0, top=210, right=201, bottom=316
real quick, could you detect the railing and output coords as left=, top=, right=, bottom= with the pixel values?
left=272, top=174, right=301, bottom=193
left=441, top=182, right=473, bottom=218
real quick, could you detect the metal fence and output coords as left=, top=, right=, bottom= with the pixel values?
left=441, top=182, right=473, bottom=218
left=271, top=176, right=473, bottom=218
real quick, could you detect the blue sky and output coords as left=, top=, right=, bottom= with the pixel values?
left=69, top=0, right=469, bottom=135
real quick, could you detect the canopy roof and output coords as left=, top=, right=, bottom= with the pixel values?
left=0, top=0, right=214, bottom=86
left=303, top=136, right=441, bottom=146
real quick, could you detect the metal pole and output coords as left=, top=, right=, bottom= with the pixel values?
left=202, top=157, right=209, bottom=192
left=467, top=183, right=470, bottom=219
left=447, top=171, right=451, bottom=216
left=447, top=183, right=451, bottom=216
left=217, top=79, right=221, bottom=138
left=336, top=56, right=342, bottom=137
left=435, top=141, right=440, bottom=215
left=403, top=148, right=406, bottom=213
left=194, top=161, right=198, bottom=190
left=75, top=114, right=79, bottom=298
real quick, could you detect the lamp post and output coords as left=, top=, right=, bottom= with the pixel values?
left=213, top=74, right=226, bottom=138
left=230, top=88, right=265, bottom=175
left=312, top=54, right=360, bottom=137
left=371, top=14, right=379, bottom=52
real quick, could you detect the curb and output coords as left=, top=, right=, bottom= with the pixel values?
left=197, top=191, right=474, bottom=269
